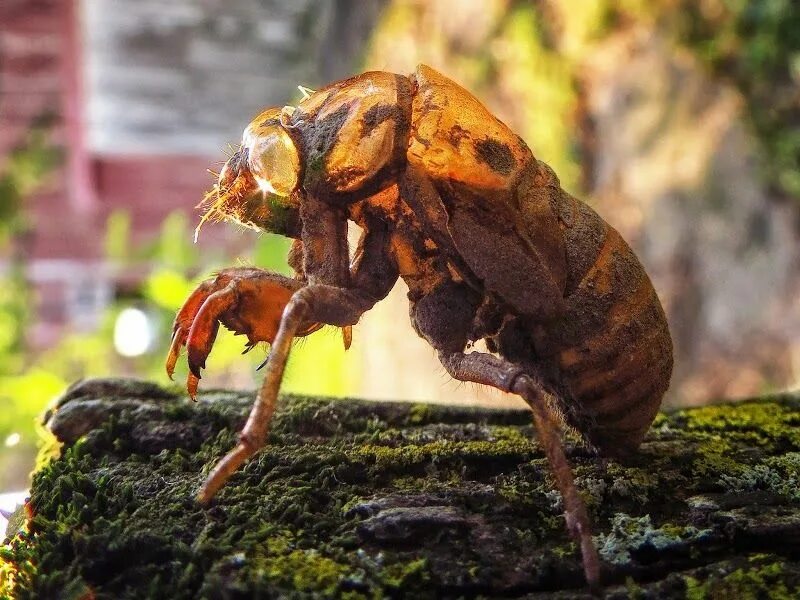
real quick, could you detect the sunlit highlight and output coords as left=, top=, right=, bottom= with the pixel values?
left=114, top=307, right=154, bottom=357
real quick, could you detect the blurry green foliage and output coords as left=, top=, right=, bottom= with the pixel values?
left=662, top=0, right=800, bottom=198
left=102, top=211, right=130, bottom=264
left=0, top=116, right=61, bottom=240
left=577, top=0, right=800, bottom=198
left=0, top=118, right=60, bottom=374
left=525, top=0, right=799, bottom=198
left=0, top=122, right=59, bottom=490
left=499, top=6, right=581, bottom=192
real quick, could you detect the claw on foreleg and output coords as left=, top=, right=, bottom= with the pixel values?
left=165, top=279, right=218, bottom=380
left=166, top=326, right=187, bottom=380
left=166, top=269, right=334, bottom=403
left=185, top=282, right=238, bottom=378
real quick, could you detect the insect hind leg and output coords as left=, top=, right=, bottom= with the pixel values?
left=438, top=351, right=602, bottom=589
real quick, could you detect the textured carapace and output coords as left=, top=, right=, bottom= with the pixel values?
left=169, top=64, right=673, bottom=588
left=235, top=63, right=672, bottom=456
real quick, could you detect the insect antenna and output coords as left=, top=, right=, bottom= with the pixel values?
left=222, top=143, right=239, bottom=159
left=194, top=186, right=225, bottom=243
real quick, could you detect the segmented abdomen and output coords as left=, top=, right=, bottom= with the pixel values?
left=534, top=192, right=673, bottom=456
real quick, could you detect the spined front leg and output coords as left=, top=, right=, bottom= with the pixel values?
left=166, top=268, right=323, bottom=399
left=438, top=351, right=601, bottom=589
left=197, top=283, right=385, bottom=504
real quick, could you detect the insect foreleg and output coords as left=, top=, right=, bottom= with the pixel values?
left=197, top=283, right=388, bottom=504
left=197, top=290, right=310, bottom=505
left=438, top=350, right=601, bottom=588
left=198, top=227, right=399, bottom=505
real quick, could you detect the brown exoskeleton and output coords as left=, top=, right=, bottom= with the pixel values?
left=166, top=65, right=673, bottom=588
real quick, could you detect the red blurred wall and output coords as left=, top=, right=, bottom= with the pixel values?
left=1, top=0, right=212, bottom=347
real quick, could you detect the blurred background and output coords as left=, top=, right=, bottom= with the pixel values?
left=1, top=0, right=798, bottom=512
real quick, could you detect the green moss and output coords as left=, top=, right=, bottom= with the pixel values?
left=3, top=384, right=800, bottom=597
left=684, top=575, right=707, bottom=599
left=682, top=399, right=800, bottom=450
left=604, top=464, right=660, bottom=504
left=684, top=558, right=794, bottom=600
left=705, top=558, right=792, bottom=600
left=662, top=398, right=800, bottom=502
left=248, top=538, right=351, bottom=596
left=351, top=438, right=537, bottom=471
left=379, top=557, right=429, bottom=589
left=714, top=451, right=800, bottom=501
left=407, top=403, right=433, bottom=425
left=624, top=575, right=645, bottom=598
left=0, top=388, right=552, bottom=597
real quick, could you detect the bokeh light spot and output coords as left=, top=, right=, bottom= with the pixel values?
left=114, top=308, right=154, bottom=357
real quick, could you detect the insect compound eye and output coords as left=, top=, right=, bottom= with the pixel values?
left=244, top=119, right=301, bottom=198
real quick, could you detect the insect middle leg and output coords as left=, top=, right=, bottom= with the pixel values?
left=438, top=351, right=601, bottom=588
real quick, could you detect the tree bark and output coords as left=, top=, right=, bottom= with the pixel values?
left=2, top=377, right=800, bottom=598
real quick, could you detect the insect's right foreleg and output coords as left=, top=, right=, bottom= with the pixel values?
left=438, top=351, right=601, bottom=589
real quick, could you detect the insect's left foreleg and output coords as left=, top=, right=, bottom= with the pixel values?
left=438, top=351, right=601, bottom=588
left=198, top=284, right=375, bottom=503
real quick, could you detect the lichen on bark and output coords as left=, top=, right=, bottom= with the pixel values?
left=2, top=378, right=800, bottom=598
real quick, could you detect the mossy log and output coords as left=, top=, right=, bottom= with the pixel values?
left=2, top=378, right=800, bottom=599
